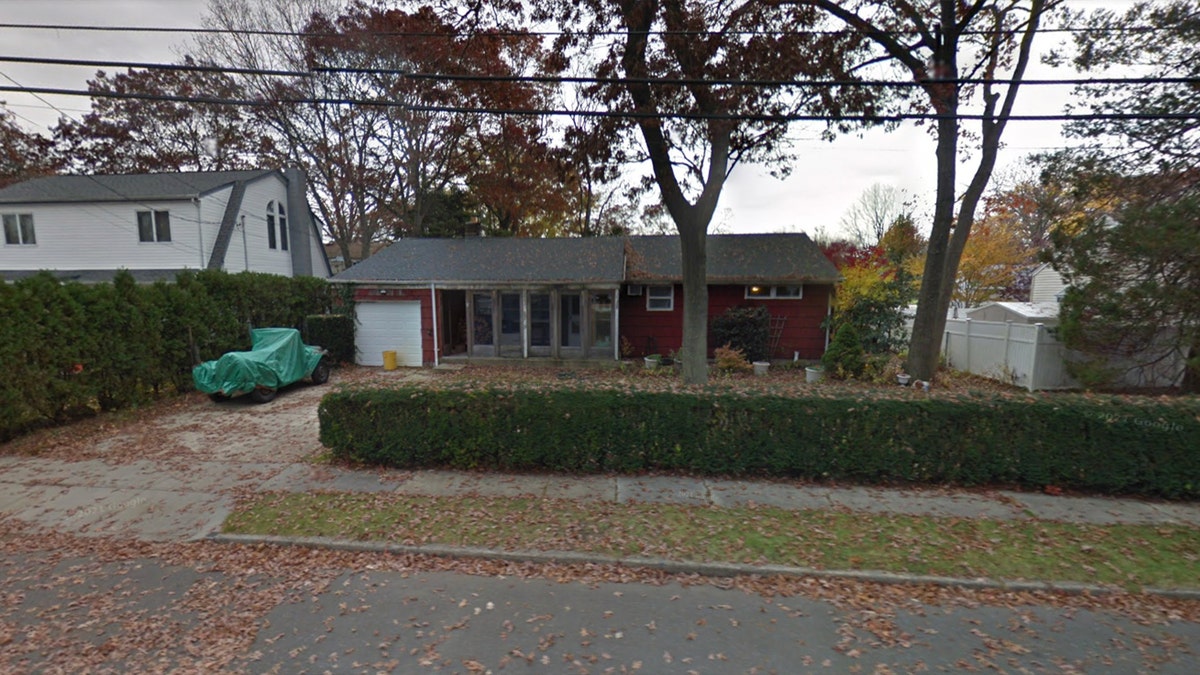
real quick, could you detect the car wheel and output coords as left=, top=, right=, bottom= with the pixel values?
left=311, top=359, right=331, bottom=385
left=249, top=387, right=277, bottom=404
left=208, top=392, right=230, bottom=403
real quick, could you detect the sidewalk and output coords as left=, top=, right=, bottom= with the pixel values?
left=3, top=454, right=1198, bottom=542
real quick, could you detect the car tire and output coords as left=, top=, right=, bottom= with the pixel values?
left=311, top=358, right=331, bottom=385
left=208, top=392, right=230, bottom=403
left=249, top=387, right=277, bottom=404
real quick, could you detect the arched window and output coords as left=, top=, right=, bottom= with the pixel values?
left=267, top=201, right=289, bottom=251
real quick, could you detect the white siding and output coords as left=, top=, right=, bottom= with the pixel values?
left=1029, top=266, right=1067, bottom=304
left=309, top=225, right=330, bottom=277
left=237, top=174, right=293, bottom=276
left=1, top=199, right=204, bottom=271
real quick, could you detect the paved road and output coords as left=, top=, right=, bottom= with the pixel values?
left=0, top=368, right=1198, bottom=672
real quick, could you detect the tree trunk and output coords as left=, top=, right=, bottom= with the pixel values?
left=906, top=109, right=959, bottom=381
left=677, top=218, right=709, bottom=384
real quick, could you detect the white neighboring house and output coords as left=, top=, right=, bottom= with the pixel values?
left=1028, top=263, right=1068, bottom=304
left=0, top=169, right=330, bottom=283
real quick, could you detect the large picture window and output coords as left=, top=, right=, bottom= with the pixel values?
left=2, top=213, right=35, bottom=245
left=745, top=284, right=802, bottom=299
left=137, top=210, right=171, bottom=242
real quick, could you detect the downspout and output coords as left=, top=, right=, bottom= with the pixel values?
left=194, top=197, right=204, bottom=267
left=430, top=283, right=439, bottom=367
left=241, top=215, right=249, bottom=271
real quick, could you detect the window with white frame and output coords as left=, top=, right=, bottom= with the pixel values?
left=745, top=284, right=803, bottom=299
left=2, top=213, right=35, bottom=245
left=646, top=284, right=674, bottom=311
left=267, top=201, right=288, bottom=251
left=137, top=210, right=171, bottom=242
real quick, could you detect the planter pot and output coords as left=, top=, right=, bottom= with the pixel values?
left=897, top=374, right=911, bottom=386
left=752, top=361, right=770, bottom=376
left=644, top=357, right=660, bottom=370
left=805, top=365, right=824, bottom=383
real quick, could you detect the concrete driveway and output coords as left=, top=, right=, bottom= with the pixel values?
left=0, top=370, right=403, bottom=541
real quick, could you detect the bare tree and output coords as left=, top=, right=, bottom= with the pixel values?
left=839, top=183, right=907, bottom=246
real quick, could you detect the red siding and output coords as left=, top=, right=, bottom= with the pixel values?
left=353, top=287, right=437, bottom=365
left=619, top=284, right=830, bottom=359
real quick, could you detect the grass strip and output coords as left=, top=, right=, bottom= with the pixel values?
left=223, top=492, right=1200, bottom=591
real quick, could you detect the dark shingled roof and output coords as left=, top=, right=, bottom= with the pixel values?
left=333, top=233, right=839, bottom=285
left=626, top=233, right=839, bottom=283
left=333, top=237, right=628, bottom=284
left=0, top=170, right=277, bottom=204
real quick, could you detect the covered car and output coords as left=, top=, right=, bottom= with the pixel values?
left=193, top=328, right=329, bottom=403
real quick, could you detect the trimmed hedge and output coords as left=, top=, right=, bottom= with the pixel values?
left=306, top=314, right=355, bottom=364
left=0, top=269, right=336, bottom=441
left=319, top=387, right=1200, bottom=499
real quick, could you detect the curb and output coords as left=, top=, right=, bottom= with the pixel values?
left=208, top=533, right=1200, bottom=601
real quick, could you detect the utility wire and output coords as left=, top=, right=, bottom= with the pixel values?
left=0, top=21, right=1179, bottom=39
left=1, top=55, right=1195, bottom=90
left=3, top=84, right=1198, bottom=123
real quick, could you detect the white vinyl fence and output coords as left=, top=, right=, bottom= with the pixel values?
left=938, top=319, right=1076, bottom=391
left=907, top=318, right=1186, bottom=391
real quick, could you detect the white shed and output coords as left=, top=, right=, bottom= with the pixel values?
left=966, top=301, right=1061, bottom=325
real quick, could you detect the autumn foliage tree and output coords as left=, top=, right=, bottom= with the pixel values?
left=52, top=59, right=264, bottom=174
left=510, top=0, right=877, bottom=384
left=0, top=106, right=58, bottom=189
left=786, top=0, right=1063, bottom=382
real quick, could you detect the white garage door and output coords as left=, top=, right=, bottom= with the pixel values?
left=356, top=301, right=423, bottom=366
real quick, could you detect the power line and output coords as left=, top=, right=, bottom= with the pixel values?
left=0, top=55, right=308, bottom=78
left=0, top=21, right=1178, bottom=39
left=3, top=84, right=1198, bottom=123
left=2, top=55, right=1196, bottom=90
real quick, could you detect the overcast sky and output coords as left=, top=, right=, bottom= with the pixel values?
left=0, top=0, right=1126, bottom=240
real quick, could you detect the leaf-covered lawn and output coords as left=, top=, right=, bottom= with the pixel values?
left=225, top=492, right=1200, bottom=591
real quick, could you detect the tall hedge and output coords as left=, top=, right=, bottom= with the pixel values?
left=305, top=314, right=355, bottom=364
left=0, top=269, right=337, bottom=441
left=319, top=387, right=1200, bottom=499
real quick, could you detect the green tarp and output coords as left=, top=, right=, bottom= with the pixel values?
left=192, top=328, right=322, bottom=396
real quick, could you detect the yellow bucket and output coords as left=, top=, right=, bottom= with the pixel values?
left=382, top=350, right=398, bottom=371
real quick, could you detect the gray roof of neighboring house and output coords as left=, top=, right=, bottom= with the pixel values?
left=332, top=233, right=839, bottom=285
left=334, top=237, right=628, bottom=284
left=0, top=170, right=278, bottom=204
left=626, top=234, right=840, bottom=283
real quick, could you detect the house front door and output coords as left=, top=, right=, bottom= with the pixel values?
left=499, top=292, right=522, bottom=357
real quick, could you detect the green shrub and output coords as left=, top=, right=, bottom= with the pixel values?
left=320, top=387, right=1200, bottom=499
left=0, top=269, right=333, bottom=441
left=710, top=306, right=770, bottom=362
left=306, top=314, right=355, bottom=364
left=822, top=323, right=866, bottom=379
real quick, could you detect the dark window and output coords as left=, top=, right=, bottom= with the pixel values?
left=137, top=210, right=171, bottom=242
left=3, top=213, right=35, bottom=245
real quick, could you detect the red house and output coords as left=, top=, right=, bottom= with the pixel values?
left=332, top=234, right=839, bottom=367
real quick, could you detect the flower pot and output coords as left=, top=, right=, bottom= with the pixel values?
left=897, top=374, right=911, bottom=386
left=752, top=361, right=770, bottom=376
left=644, top=356, right=660, bottom=370
left=805, top=365, right=824, bottom=383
